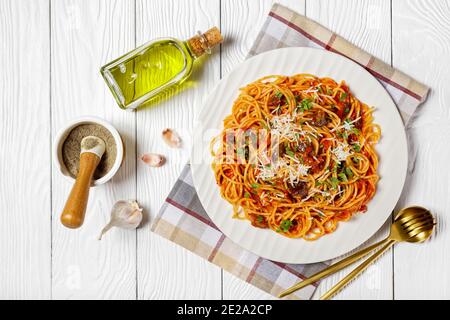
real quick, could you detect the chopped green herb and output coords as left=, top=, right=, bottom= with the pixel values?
left=345, top=167, right=354, bottom=178
left=302, top=99, right=313, bottom=110
left=257, top=215, right=264, bottom=223
left=351, top=128, right=361, bottom=135
left=338, top=172, right=348, bottom=182
left=328, top=177, right=340, bottom=189
left=280, top=219, right=293, bottom=233
left=285, top=145, right=295, bottom=157
left=353, top=143, right=361, bottom=152
left=344, top=108, right=350, bottom=113
left=340, top=92, right=348, bottom=101
left=318, top=86, right=323, bottom=93
left=286, top=150, right=295, bottom=157
left=327, top=88, right=333, bottom=95
left=315, top=180, right=323, bottom=187
left=251, top=183, right=260, bottom=189
left=332, top=163, right=338, bottom=173
left=244, top=192, right=251, bottom=198
left=296, top=98, right=313, bottom=112
left=276, top=228, right=281, bottom=233
left=274, top=91, right=283, bottom=99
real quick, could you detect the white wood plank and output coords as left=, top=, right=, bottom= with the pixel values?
left=51, top=0, right=137, bottom=299
left=3, top=0, right=446, bottom=300
left=392, top=0, right=450, bottom=299
left=307, top=0, right=393, bottom=300
left=0, top=0, right=51, bottom=299
left=135, top=0, right=222, bottom=299
left=220, top=0, right=305, bottom=300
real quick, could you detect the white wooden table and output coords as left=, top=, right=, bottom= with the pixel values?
left=1, top=0, right=449, bottom=300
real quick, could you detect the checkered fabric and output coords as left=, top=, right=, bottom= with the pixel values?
left=150, top=3, right=430, bottom=300
left=249, top=3, right=429, bottom=124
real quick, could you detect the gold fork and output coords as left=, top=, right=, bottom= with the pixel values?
left=278, top=206, right=435, bottom=299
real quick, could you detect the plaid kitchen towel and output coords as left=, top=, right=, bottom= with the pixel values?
left=151, top=3, right=430, bottom=300
left=151, top=164, right=324, bottom=300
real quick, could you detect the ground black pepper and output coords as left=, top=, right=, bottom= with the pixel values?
left=62, top=124, right=117, bottom=180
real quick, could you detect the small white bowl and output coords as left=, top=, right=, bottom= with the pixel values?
left=53, top=116, right=124, bottom=186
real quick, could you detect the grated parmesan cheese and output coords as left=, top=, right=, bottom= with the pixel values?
left=256, top=163, right=276, bottom=181
left=270, top=115, right=306, bottom=142
left=327, top=189, right=345, bottom=204
left=256, top=154, right=311, bottom=186
left=311, top=207, right=326, bottom=217
left=296, top=164, right=311, bottom=177
left=331, top=116, right=361, bottom=133
left=301, top=88, right=318, bottom=94
left=331, top=141, right=353, bottom=162
left=310, top=188, right=331, bottom=198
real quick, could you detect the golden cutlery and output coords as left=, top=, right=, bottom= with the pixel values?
left=279, top=206, right=435, bottom=299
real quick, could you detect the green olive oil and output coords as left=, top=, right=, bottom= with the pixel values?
left=101, top=28, right=222, bottom=110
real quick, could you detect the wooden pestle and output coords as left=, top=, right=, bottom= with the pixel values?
left=60, top=136, right=106, bottom=229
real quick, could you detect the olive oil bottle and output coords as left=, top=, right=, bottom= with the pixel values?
left=101, top=27, right=222, bottom=110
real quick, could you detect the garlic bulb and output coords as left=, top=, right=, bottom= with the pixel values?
left=141, top=153, right=165, bottom=167
left=162, top=128, right=182, bottom=148
left=98, top=200, right=143, bottom=240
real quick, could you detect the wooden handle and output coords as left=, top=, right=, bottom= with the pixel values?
left=60, top=152, right=100, bottom=229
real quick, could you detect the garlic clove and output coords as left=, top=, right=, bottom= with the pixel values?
left=98, top=200, right=143, bottom=240
left=162, top=128, right=182, bottom=148
left=141, top=153, right=165, bottom=167
left=98, top=222, right=114, bottom=240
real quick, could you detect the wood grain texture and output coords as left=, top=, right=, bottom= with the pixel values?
left=2, top=0, right=449, bottom=300
left=51, top=0, right=137, bottom=299
left=135, top=0, right=222, bottom=299
left=306, top=0, right=393, bottom=300
left=220, top=0, right=305, bottom=300
left=0, top=0, right=51, bottom=299
left=392, top=0, right=450, bottom=299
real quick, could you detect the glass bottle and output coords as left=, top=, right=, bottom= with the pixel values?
left=100, top=27, right=222, bottom=110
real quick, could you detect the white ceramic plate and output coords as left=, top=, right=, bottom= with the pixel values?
left=191, top=47, right=407, bottom=264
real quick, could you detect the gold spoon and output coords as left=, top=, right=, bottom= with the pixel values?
left=279, top=206, right=435, bottom=299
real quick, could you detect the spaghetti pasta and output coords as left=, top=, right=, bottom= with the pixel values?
left=211, top=74, right=381, bottom=240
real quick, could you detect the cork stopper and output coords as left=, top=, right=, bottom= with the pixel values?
left=187, top=27, right=223, bottom=58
